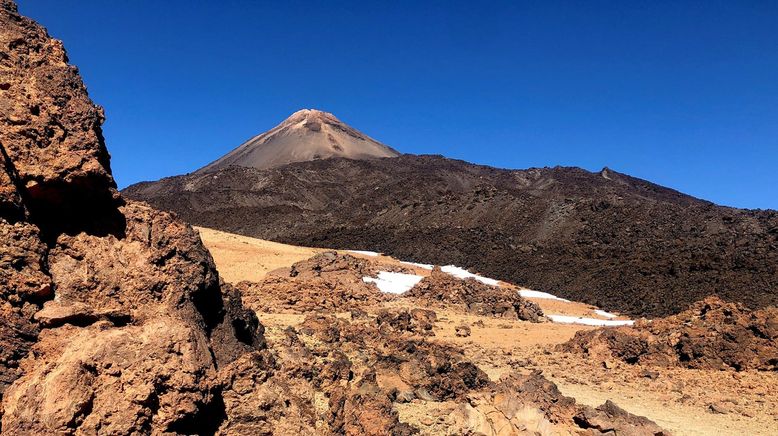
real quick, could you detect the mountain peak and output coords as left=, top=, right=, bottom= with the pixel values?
left=196, top=109, right=399, bottom=173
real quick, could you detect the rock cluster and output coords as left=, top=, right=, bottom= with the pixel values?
left=224, top=312, right=668, bottom=435
left=404, top=267, right=545, bottom=322
left=375, top=308, right=437, bottom=336
left=236, top=251, right=391, bottom=313
left=561, top=297, right=778, bottom=371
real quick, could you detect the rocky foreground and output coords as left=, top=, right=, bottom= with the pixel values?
left=201, top=233, right=778, bottom=435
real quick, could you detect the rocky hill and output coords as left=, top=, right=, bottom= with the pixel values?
left=124, top=155, right=778, bottom=318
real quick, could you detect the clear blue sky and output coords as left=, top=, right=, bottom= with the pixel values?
left=17, top=1, right=778, bottom=209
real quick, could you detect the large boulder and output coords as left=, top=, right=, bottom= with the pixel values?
left=237, top=252, right=390, bottom=313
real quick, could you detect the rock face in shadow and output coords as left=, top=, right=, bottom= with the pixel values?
left=561, top=297, right=778, bottom=371
left=124, top=153, right=778, bottom=319
left=0, top=1, right=261, bottom=432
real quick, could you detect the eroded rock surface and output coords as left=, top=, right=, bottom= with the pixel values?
left=222, top=312, right=668, bottom=435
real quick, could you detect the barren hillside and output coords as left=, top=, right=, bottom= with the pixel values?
left=125, top=155, right=778, bottom=317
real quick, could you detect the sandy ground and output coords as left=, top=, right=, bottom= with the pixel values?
left=195, top=226, right=325, bottom=283
left=196, top=226, right=778, bottom=436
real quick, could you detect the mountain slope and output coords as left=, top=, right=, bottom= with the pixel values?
left=124, top=155, right=778, bottom=317
left=196, top=109, right=399, bottom=172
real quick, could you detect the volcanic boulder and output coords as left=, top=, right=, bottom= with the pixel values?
left=236, top=251, right=391, bottom=313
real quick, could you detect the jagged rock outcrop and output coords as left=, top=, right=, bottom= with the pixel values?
left=561, top=297, right=778, bottom=371
left=0, top=1, right=262, bottom=432
left=236, top=252, right=392, bottom=313
left=405, top=267, right=545, bottom=322
left=243, top=313, right=669, bottom=435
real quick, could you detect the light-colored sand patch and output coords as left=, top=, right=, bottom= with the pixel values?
left=195, top=226, right=324, bottom=283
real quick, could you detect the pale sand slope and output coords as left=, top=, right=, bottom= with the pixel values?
left=195, top=226, right=777, bottom=435
left=195, top=226, right=326, bottom=283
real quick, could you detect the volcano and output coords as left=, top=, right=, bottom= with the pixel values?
left=196, top=109, right=400, bottom=173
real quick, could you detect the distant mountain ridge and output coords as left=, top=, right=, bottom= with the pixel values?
left=196, top=109, right=399, bottom=173
left=124, top=154, right=778, bottom=318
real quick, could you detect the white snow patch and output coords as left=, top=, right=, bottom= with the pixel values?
left=440, top=265, right=500, bottom=286
left=400, top=260, right=434, bottom=270
left=363, top=271, right=424, bottom=294
left=546, top=314, right=634, bottom=327
left=593, top=309, right=618, bottom=319
left=348, top=250, right=380, bottom=257
left=518, top=289, right=569, bottom=302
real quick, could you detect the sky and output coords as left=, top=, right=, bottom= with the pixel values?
left=16, top=0, right=778, bottom=209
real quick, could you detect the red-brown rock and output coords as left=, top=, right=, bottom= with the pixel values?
left=562, top=296, right=778, bottom=371
left=405, top=267, right=544, bottom=322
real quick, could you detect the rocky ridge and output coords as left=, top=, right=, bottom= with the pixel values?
left=124, top=153, right=778, bottom=319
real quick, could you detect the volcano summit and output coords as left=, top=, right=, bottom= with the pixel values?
left=196, top=109, right=400, bottom=173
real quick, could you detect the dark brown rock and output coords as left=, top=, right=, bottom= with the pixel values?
left=455, top=324, right=471, bottom=337
left=376, top=308, right=436, bottom=336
